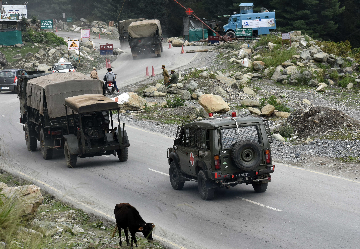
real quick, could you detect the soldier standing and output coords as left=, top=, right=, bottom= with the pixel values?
left=90, top=67, right=99, bottom=80
left=162, top=65, right=169, bottom=86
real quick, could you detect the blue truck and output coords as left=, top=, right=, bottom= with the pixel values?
left=223, top=3, right=276, bottom=37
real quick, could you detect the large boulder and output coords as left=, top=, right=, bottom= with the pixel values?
left=313, top=52, right=329, bottom=63
left=261, top=104, right=275, bottom=116
left=1, top=185, right=44, bottom=216
left=216, top=75, right=236, bottom=86
left=119, top=92, right=146, bottom=110
left=172, top=39, right=184, bottom=47
left=271, top=65, right=285, bottom=81
left=240, top=99, right=260, bottom=107
left=253, top=61, right=265, bottom=71
left=198, top=94, right=230, bottom=113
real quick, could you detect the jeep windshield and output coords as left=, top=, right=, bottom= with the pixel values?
left=0, top=71, right=15, bottom=77
left=54, top=64, right=73, bottom=70
left=220, top=125, right=261, bottom=149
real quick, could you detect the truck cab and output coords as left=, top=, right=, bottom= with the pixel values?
left=223, top=3, right=276, bottom=37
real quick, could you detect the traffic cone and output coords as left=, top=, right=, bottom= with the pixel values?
left=168, top=42, right=171, bottom=49
left=56, top=27, right=58, bottom=32
left=99, top=33, right=101, bottom=39
left=151, top=66, right=155, bottom=77
left=181, top=45, right=184, bottom=54
left=146, top=66, right=149, bottom=76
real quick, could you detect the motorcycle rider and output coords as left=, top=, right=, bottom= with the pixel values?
left=103, top=68, right=119, bottom=92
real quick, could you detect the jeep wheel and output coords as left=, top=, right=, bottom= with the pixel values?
left=40, top=129, right=53, bottom=160
left=198, top=170, right=214, bottom=200
left=117, top=147, right=128, bottom=162
left=64, top=141, right=77, bottom=168
left=231, top=141, right=261, bottom=171
left=25, top=125, right=37, bottom=151
left=252, top=182, right=268, bottom=193
left=169, top=161, right=185, bottom=190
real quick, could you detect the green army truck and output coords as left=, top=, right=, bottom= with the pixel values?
left=17, top=73, right=104, bottom=160
left=167, top=115, right=275, bottom=200
left=128, top=19, right=163, bottom=59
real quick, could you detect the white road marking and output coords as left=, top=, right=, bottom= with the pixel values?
left=238, top=197, right=282, bottom=212
left=149, top=168, right=169, bottom=176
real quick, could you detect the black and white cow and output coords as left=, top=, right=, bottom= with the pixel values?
left=114, top=203, right=155, bottom=247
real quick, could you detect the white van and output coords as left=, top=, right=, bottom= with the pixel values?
left=52, top=62, right=76, bottom=73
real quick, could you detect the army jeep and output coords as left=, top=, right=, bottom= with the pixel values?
left=63, top=94, right=130, bottom=168
left=167, top=116, right=274, bottom=200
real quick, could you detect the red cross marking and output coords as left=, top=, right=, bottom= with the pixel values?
left=189, top=152, right=195, bottom=166
left=186, top=8, right=194, bottom=16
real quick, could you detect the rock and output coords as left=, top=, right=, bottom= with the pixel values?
left=343, top=67, right=353, bottom=74
left=37, top=49, right=46, bottom=57
left=238, top=49, right=251, bottom=59
left=113, top=48, right=123, bottom=55
left=91, top=27, right=100, bottom=33
left=300, top=50, right=311, bottom=60
left=243, top=87, right=255, bottom=96
left=274, top=111, right=291, bottom=118
left=80, top=18, right=88, bottom=23
left=123, top=92, right=147, bottom=110
left=37, top=64, right=51, bottom=72
left=303, top=99, right=312, bottom=105
left=143, top=86, right=157, bottom=97
left=282, top=61, right=294, bottom=68
left=15, top=44, right=22, bottom=48
left=248, top=107, right=261, bottom=115
left=253, top=61, right=265, bottom=71
left=216, top=75, right=236, bottom=86
left=199, top=71, right=209, bottom=78
left=12, top=54, right=22, bottom=60
left=313, top=52, right=329, bottom=62
left=234, top=72, right=242, bottom=80
left=328, top=79, right=335, bottom=85
left=187, top=81, right=198, bottom=91
left=176, top=83, right=184, bottom=89
left=191, top=93, right=199, bottom=100
left=300, top=40, right=308, bottom=47
left=239, top=58, right=251, bottom=67
left=82, top=47, right=91, bottom=53
left=347, top=83, right=354, bottom=89
left=284, top=66, right=298, bottom=75
left=153, top=91, right=166, bottom=97
left=240, top=99, right=260, bottom=107
left=0, top=182, right=7, bottom=189
left=178, top=90, right=191, bottom=100
left=271, top=65, right=285, bottom=81
left=198, top=94, right=230, bottom=113
left=261, top=104, right=275, bottom=116
left=215, top=86, right=227, bottom=98
left=272, top=133, right=285, bottom=142
left=1, top=185, right=43, bottom=216
left=268, top=42, right=276, bottom=50
left=48, top=48, right=57, bottom=57
left=316, top=83, right=328, bottom=92
left=172, top=39, right=184, bottom=47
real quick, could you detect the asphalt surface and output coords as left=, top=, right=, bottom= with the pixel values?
left=0, top=33, right=359, bottom=248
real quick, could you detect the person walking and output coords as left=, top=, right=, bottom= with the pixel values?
left=162, top=65, right=169, bottom=86
left=168, top=70, right=178, bottom=86
left=90, top=67, right=99, bottom=80
left=103, top=68, right=119, bottom=92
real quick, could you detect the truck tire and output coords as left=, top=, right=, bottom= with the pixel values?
left=169, top=161, right=185, bottom=190
left=157, top=53, right=161, bottom=57
left=25, top=124, right=37, bottom=151
left=231, top=141, right=261, bottom=171
left=117, top=147, right=128, bottom=162
left=252, top=182, right=268, bottom=193
left=198, top=170, right=214, bottom=200
left=40, top=129, right=53, bottom=160
left=64, top=141, right=77, bottom=168
left=225, top=31, right=236, bottom=38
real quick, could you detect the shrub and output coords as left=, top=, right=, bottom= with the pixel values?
left=256, top=34, right=282, bottom=47
left=338, top=75, right=355, bottom=88
left=165, top=97, right=185, bottom=108
left=278, top=124, right=294, bottom=138
left=260, top=95, right=291, bottom=112
left=258, top=47, right=297, bottom=68
left=22, top=30, right=67, bottom=46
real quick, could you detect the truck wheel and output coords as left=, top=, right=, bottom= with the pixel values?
left=226, top=31, right=236, bottom=38
left=40, top=129, right=53, bottom=160
left=25, top=124, right=37, bottom=151
left=169, top=161, right=185, bottom=190
left=231, top=141, right=261, bottom=171
left=64, top=141, right=77, bottom=168
left=117, top=147, right=128, bottom=162
left=198, top=170, right=214, bottom=200
left=157, top=53, right=161, bottom=57
left=252, top=182, right=268, bottom=193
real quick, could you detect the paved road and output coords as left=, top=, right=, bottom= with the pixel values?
left=0, top=92, right=359, bottom=249
left=56, top=31, right=202, bottom=87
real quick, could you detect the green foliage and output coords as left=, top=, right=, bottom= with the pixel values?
left=30, top=16, right=38, bottom=24
left=165, top=97, right=185, bottom=108
left=183, top=69, right=204, bottom=80
left=260, top=95, right=291, bottom=112
left=256, top=34, right=282, bottom=48
left=338, top=75, right=355, bottom=88
left=22, top=30, right=67, bottom=46
left=316, top=40, right=353, bottom=58
left=278, top=124, right=294, bottom=138
left=258, top=47, right=297, bottom=68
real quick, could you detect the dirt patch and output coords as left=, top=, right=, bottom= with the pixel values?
left=287, top=106, right=360, bottom=139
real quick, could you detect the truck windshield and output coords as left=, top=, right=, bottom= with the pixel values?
left=54, top=64, right=73, bottom=70
left=220, top=125, right=261, bottom=149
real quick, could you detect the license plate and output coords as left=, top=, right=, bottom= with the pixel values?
left=1, top=87, right=9, bottom=89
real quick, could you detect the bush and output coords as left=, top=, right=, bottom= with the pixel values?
left=165, top=97, right=185, bottom=108
left=260, top=95, right=291, bottom=112
left=278, top=124, right=294, bottom=138
left=22, top=30, right=67, bottom=46
left=258, top=47, right=297, bottom=68
left=338, top=75, right=355, bottom=88
left=255, top=34, right=282, bottom=47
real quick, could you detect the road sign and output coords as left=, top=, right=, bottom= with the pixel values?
left=68, top=40, right=79, bottom=50
left=236, top=28, right=252, bottom=37
left=67, top=17, right=72, bottom=22
left=81, top=29, right=90, bottom=39
left=40, top=20, right=53, bottom=29
left=186, top=8, right=194, bottom=16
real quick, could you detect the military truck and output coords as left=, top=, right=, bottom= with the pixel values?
left=17, top=73, right=104, bottom=160
left=118, top=18, right=145, bottom=44
left=63, top=94, right=129, bottom=167
left=167, top=115, right=275, bottom=200
left=128, top=19, right=163, bottom=59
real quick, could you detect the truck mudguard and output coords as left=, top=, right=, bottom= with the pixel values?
left=63, top=134, right=79, bottom=154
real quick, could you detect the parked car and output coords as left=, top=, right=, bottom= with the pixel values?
left=0, top=69, right=27, bottom=93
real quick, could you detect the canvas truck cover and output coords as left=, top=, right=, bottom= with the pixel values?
left=128, top=20, right=162, bottom=38
left=65, top=94, right=119, bottom=113
left=26, top=73, right=103, bottom=118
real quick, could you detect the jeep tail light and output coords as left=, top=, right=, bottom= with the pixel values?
left=214, top=155, right=221, bottom=170
left=232, top=112, right=236, bottom=117
left=265, top=149, right=271, bottom=164
left=14, top=76, right=17, bottom=83
left=209, top=113, right=213, bottom=117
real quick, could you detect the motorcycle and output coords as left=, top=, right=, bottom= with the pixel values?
left=104, top=81, right=116, bottom=95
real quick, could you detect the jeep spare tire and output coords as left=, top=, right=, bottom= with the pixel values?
left=231, top=141, right=261, bottom=171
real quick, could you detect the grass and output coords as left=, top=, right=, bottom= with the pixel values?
left=317, top=128, right=360, bottom=141
left=0, top=44, right=40, bottom=63
left=258, top=46, right=297, bottom=68
left=260, top=95, right=291, bottom=113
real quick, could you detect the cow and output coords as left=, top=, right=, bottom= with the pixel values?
left=114, top=203, right=155, bottom=247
